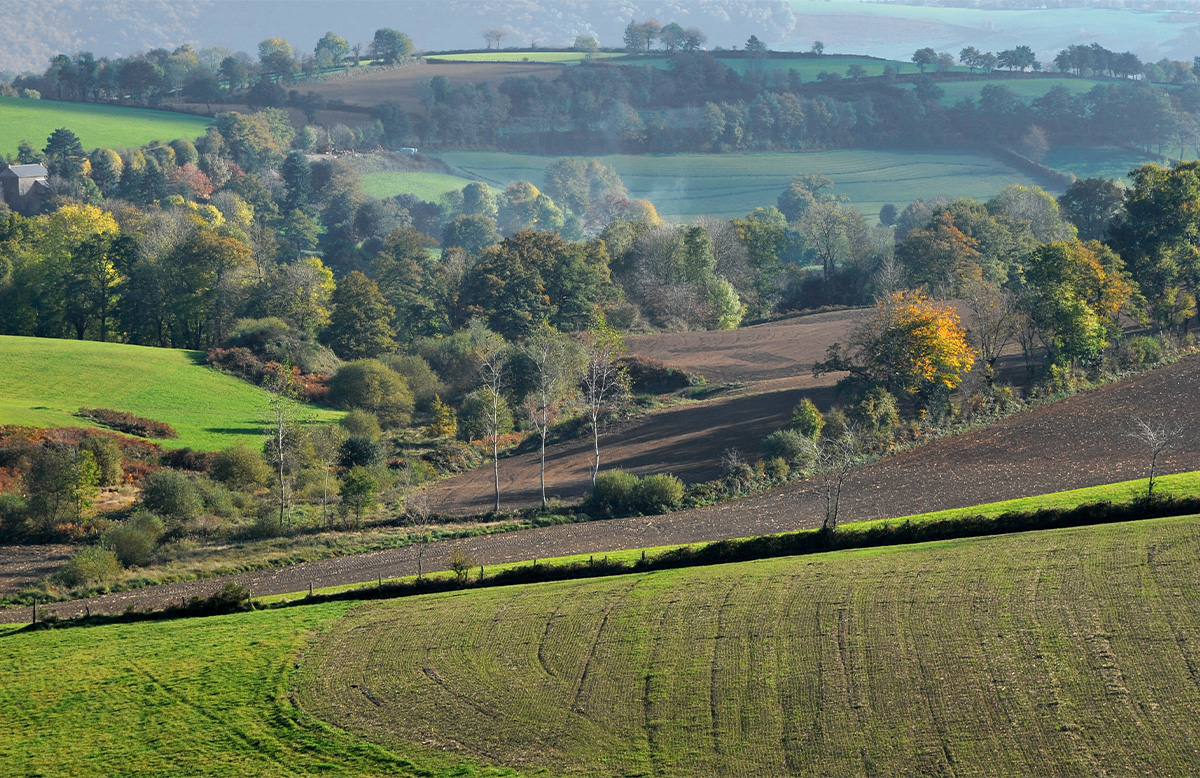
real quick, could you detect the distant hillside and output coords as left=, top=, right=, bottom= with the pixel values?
left=0, top=335, right=341, bottom=450
left=3, top=0, right=1197, bottom=75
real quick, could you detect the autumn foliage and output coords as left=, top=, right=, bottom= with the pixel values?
left=817, top=290, right=976, bottom=399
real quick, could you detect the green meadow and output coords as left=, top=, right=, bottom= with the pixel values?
left=360, top=170, right=481, bottom=201
left=435, top=149, right=1043, bottom=218
left=429, top=50, right=625, bottom=64
left=0, top=335, right=341, bottom=451
left=0, top=97, right=211, bottom=157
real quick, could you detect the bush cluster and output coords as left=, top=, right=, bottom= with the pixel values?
left=590, top=469, right=684, bottom=517
left=76, top=408, right=178, bottom=440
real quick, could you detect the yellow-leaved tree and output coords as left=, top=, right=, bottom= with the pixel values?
left=816, top=289, right=976, bottom=402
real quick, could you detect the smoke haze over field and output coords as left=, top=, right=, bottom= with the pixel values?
left=2, top=0, right=1199, bottom=73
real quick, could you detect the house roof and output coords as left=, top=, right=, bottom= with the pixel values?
left=1, top=164, right=49, bottom=179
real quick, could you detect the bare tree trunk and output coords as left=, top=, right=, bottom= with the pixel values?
left=492, top=436, right=500, bottom=513
left=591, top=417, right=601, bottom=485
left=540, top=429, right=548, bottom=507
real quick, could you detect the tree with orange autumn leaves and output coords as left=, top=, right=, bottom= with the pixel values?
left=816, top=290, right=976, bottom=402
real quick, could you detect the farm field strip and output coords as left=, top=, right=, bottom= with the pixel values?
left=0, top=97, right=211, bottom=157
left=435, top=149, right=1040, bottom=218
left=299, top=515, right=1200, bottom=777
left=0, top=335, right=342, bottom=450
left=0, top=601, right=514, bottom=777
left=360, top=170, right=479, bottom=201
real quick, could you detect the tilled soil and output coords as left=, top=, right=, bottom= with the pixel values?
left=5, top=353, right=1197, bottom=624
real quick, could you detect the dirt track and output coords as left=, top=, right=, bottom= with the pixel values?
left=5, top=352, right=1198, bottom=624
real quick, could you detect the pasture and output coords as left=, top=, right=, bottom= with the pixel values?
left=301, top=61, right=565, bottom=111
left=0, top=97, right=211, bottom=157
left=1043, top=146, right=1164, bottom=181
left=300, top=515, right=1200, bottom=776
left=360, top=170, right=480, bottom=201
left=0, top=336, right=341, bottom=451
left=778, top=1, right=1196, bottom=63
left=435, top=149, right=1042, bottom=218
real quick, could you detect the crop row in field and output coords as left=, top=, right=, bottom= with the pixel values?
left=435, top=149, right=1045, bottom=218
left=0, top=335, right=342, bottom=450
left=0, top=96, right=211, bottom=158
left=300, top=515, right=1200, bottom=777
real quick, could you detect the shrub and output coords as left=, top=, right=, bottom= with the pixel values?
left=850, top=386, right=900, bottom=442
left=80, top=435, right=124, bottom=486
left=140, top=469, right=203, bottom=520
left=762, top=429, right=817, bottom=467
left=338, top=435, right=385, bottom=469
left=76, top=408, right=178, bottom=439
left=382, top=353, right=445, bottom=409
left=196, top=477, right=237, bottom=517
left=103, top=523, right=156, bottom=567
left=789, top=398, right=825, bottom=440
left=415, top=330, right=481, bottom=397
left=590, top=469, right=640, bottom=516
left=128, top=509, right=165, bottom=539
left=339, top=409, right=382, bottom=439
left=328, top=359, right=414, bottom=428
left=619, top=355, right=692, bottom=395
left=763, top=456, right=790, bottom=482
left=58, top=546, right=122, bottom=588
left=209, top=445, right=270, bottom=489
left=339, top=466, right=379, bottom=524
left=634, top=473, right=684, bottom=514
left=161, top=447, right=210, bottom=472
left=424, top=395, right=457, bottom=438
left=822, top=408, right=851, bottom=440
left=457, top=389, right=513, bottom=442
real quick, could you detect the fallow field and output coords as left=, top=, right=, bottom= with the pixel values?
left=0, top=96, right=211, bottom=158
left=298, top=515, right=1200, bottom=777
left=0, top=336, right=342, bottom=450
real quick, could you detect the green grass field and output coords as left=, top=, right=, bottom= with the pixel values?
left=1043, top=146, right=1164, bottom=181
left=360, top=170, right=481, bottom=201
left=0, top=97, right=211, bottom=157
left=0, top=336, right=341, bottom=450
left=430, top=51, right=625, bottom=65
left=5, top=515, right=1198, bottom=776
left=299, top=515, right=1200, bottom=777
left=0, top=602, right=512, bottom=777
left=436, top=149, right=1044, bottom=218
left=780, top=2, right=1192, bottom=63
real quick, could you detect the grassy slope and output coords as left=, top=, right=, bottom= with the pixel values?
left=360, top=170, right=479, bottom=201
left=625, top=54, right=962, bottom=78
left=436, top=149, right=1039, bottom=218
left=300, top=515, right=1200, bottom=777
left=0, top=335, right=341, bottom=450
left=0, top=96, right=211, bottom=157
left=0, top=602, right=513, bottom=777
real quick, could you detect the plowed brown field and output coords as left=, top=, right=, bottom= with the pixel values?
left=6, top=351, right=1198, bottom=623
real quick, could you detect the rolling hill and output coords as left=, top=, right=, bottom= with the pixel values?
left=0, top=335, right=341, bottom=451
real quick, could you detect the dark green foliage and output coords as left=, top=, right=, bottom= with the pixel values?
left=58, top=545, right=121, bottom=588
left=339, top=465, right=379, bottom=523
left=328, top=359, right=414, bottom=428
left=762, top=428, right=817, bottom=467
left=209, top=445, right=270, bottom=489
left=338, top=435, right=385, bottom=469
left=441, top=213, right=501, bottom=255
left=849, top=386, right=900, bottom=442
left=789, top=398, right=825, bottom=440
left=23, top=446, right=97, bottom=531
left=323, top=271, right=396, bottom=360
left=338, top=409, right=382, bottom=439
left=80, top=434, right=123, bottom=486
left=139, top=469, right=203, bottom=520
left=370, top=28, right=414, bottom=65
left=634, top=473, right=685, bottom=514
left=381, top=353, right=444, bottom=409
left=590, top=469, right=639, bottom=516
left=457, top=389, right=513, bottom=442
left=43, top=127, right=86, bottom=179
left=103, top=522, right=157, bottom=567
